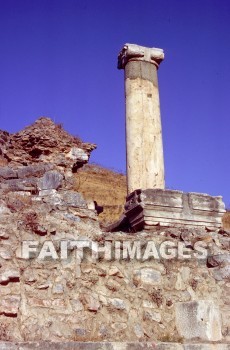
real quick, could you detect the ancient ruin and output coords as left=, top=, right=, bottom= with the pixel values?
left=125, top=189, right=226, bottom=231
left=118, top=44, right=226, bottom=231
left=0, top=45, right=229, bottom=350
left=118, top=44, right=165, bottom=193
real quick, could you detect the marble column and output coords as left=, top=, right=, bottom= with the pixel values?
left=118, top=43, right=165, bottom=194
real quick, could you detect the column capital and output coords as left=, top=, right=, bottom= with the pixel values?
left=118, top=43, right=164, bottom=70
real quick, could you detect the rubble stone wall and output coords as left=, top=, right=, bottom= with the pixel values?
left=0, top=209, right=229, bottom=343
left=0, top=118, right=229, bottom=346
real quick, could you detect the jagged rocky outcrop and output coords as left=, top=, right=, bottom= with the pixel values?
left=0, top=117, right=97, bottom=196
left=0, top=117, right=96, bottom=169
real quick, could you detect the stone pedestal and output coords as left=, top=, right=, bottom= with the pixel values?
left=118, top=44, right=165, bottom=194
left=125, top=189, right=226, bottom=231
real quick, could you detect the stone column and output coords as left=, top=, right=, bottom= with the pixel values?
left=118, top=43, right=165, bottom=194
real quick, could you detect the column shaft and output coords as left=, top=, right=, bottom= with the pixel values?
left=125, top=60, right=164, bottom=193
left=118, top=44, right=165, bottom=194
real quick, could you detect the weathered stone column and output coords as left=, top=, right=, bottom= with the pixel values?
left=118, top=43, right=165, bottom=194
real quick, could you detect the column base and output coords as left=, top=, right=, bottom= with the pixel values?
left=125, top=189, right=226, bottom=232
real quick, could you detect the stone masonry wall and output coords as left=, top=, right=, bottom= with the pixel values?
left=0, top=118, right=229, bottom=347
left=0, top=217, right=229, bottom=343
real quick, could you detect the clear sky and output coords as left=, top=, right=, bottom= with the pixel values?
left=0, top=0, right=229, bottom=206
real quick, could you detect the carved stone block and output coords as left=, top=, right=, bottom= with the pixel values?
left=125, top=189, right=225, bottom=230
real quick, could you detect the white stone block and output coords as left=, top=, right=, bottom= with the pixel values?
left=175, top=300, right=222, bottom=341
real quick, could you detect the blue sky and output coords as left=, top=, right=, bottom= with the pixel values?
left=0, top=0, right=229, bottom=206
